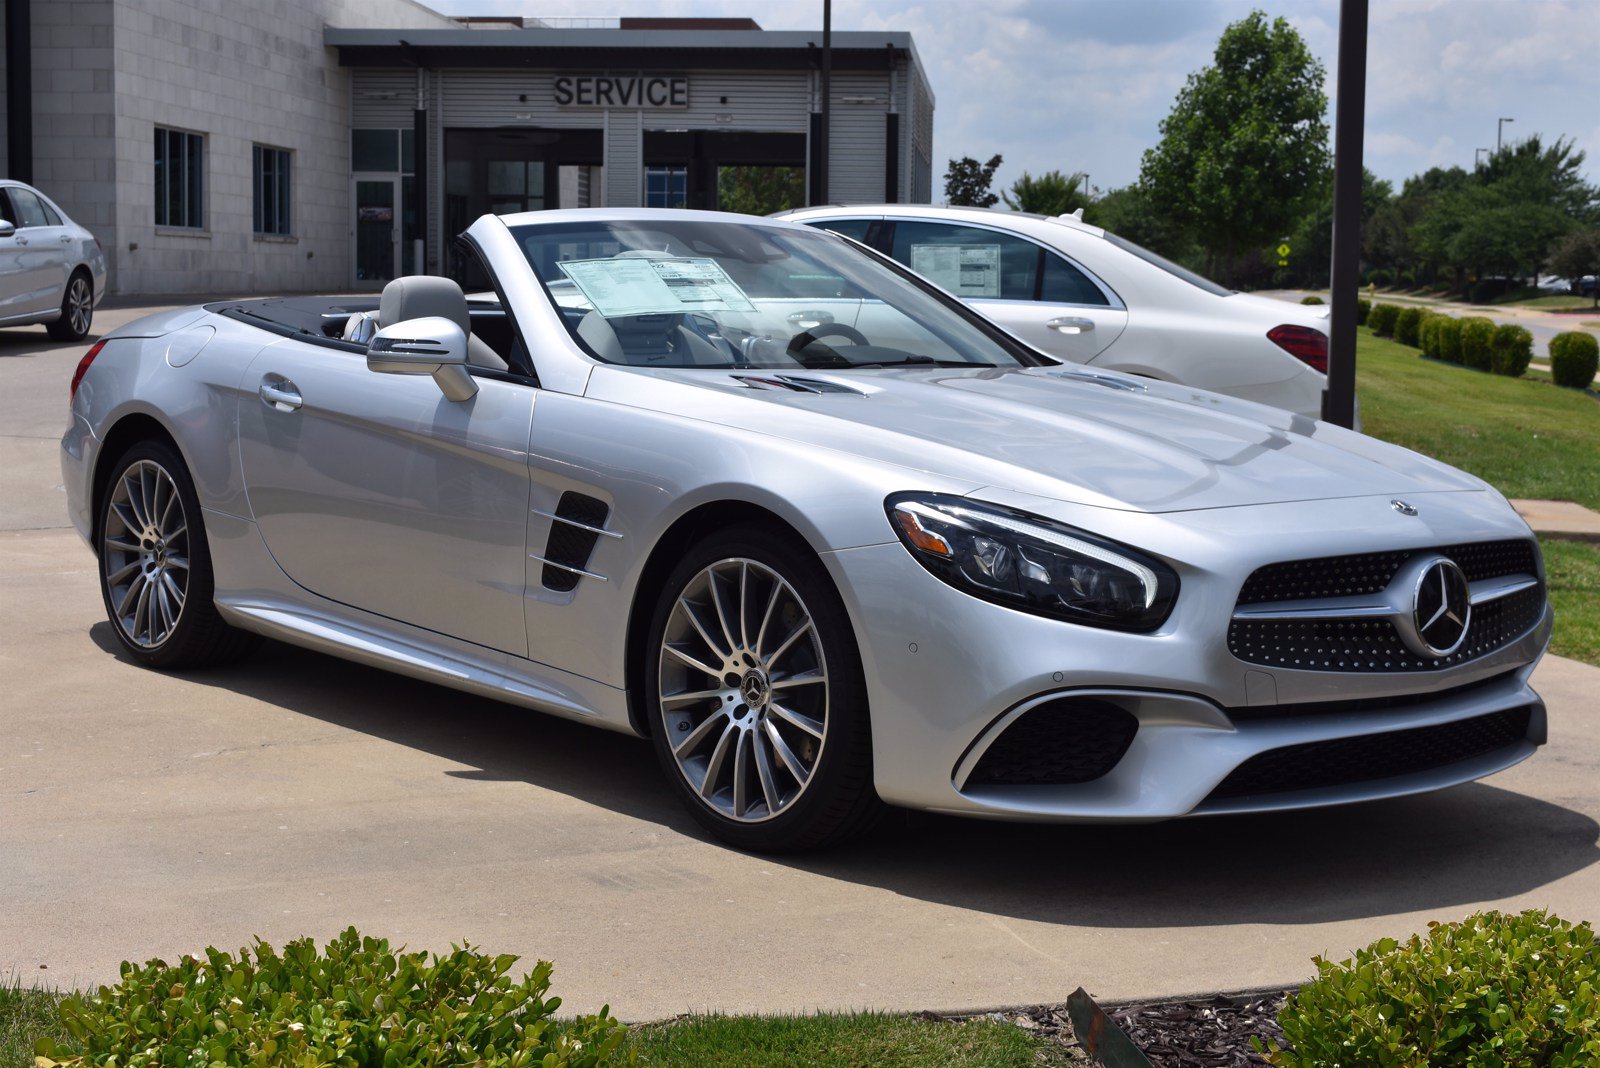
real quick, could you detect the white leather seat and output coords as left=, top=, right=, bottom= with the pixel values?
left=375, top=276, right=509, bottom=372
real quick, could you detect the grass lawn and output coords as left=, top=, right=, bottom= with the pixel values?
left=1356, top=329, right=1600, bottom=510
left=626, top=1012, right=1067, bottom=1067
left=1543, top=539, right=1600, bottom=665
left=0, top=982, right=65, bottom=1068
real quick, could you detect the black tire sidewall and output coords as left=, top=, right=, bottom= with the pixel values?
left=48, top=273, right=92, bottom=341
left=643, top=524, right=875, bottom=852
left=98, top=439, right=218, bottom=667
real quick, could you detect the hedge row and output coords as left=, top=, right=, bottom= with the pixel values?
left=1367, top=303, right=1532, bottom=378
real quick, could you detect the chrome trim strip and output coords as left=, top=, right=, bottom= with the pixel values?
left=1469, top=574, right=1539, bottom=606
left=529, top=507, right=623, bottom=539
left=1232, top=598, right=1395, bottom=621
left=528, top=552, right=608, bottom=581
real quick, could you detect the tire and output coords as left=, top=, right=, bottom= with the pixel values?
left=46, top=271, right=94, bottom=341
left=97, top=439, right=258, bottom=669
left=644, top=523, right=881, bottom=852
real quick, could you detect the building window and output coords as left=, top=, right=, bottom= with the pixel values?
left=253, top=145, right=292, bottom=236
left=154, top=127, right=205, bottom=229
left=353, top=128, right=414, bottom=173
left=645, top=166, right=687, bottom=208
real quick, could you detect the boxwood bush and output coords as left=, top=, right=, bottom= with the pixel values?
left=1417, top=312, right=1442, bottom=358
left=1491, top=323, right=1534, bottom=377
left=1550, top=330, right=1599, bottom=389
left=1355, top=298, right=1370, bottom=325
left=1367, top=302, right=1401, bottom=337
left=33, top=928, right=628, bottom=1067
left=1299, top=295, right=1324, bottom=305
left=1459, top=316, right=1497, bottom=370
left=1262, top=910, right=1600, bottom=1067
left=1437, top=315, right=1465, bottom=363
left=1393, top=306, right=1424, bottom=347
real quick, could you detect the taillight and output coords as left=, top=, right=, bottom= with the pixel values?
left=1267, top=324, right=1328, bottom=374
left=70, top=340, right=107, bottom=402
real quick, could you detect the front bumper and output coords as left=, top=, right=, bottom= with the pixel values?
left=825, top=490, right=1550, bottom=820
left=60, top=410, right=97, bottom=546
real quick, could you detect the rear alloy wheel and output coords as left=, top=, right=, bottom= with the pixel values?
left=98, top=440, right=256, bottom=668
left=646, top=525, right=879, bottom=851
left=47, top=272, right=93, bottom=341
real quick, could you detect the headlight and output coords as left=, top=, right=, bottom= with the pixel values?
left=885, top=493, right=1179, bottom=631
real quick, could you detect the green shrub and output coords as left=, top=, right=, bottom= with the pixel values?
left=1299, top=295, right=1324, bottom=305
left=1491, top=323, right=1534, bottom=377
left=1459, top=316, right=1496, bottom=370
left=1262, top=910, right=1600, bottom=1067
left=1355, top=298, right=1370, bottom=325
left=1398, top=269, right=1415, bottom=286
left=1550, top=330, right=1600, bottom=389
left=1418, top=312, right=1442, bottom=358
left=1367, top=303, right=1401, bottom=337
left=1366, top=267, right=1394, bottom=287
left=33, top=929, right=628, bottom=1068
left=1437, top=315, right=1465, bottom=363
left=1394, top=306, right=1424, bottom=346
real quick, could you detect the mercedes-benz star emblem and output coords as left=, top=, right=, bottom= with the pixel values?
left=1391, top=499, right=1419, bottom=516
left=1412, top=558, right=1471, bottom=657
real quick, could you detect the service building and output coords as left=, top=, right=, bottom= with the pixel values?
left=0, top=2, right=933, bottom=294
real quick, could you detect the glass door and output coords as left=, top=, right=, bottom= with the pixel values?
left=353, top=177, right=399, bottom=288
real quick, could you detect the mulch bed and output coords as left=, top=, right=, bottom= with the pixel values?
left=944, top=989, right=1290, bottom=1066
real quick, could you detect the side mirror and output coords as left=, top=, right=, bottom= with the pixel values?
left=0, top=220, right=14, bottom=238
left=366, top=316, right=477, bottom=402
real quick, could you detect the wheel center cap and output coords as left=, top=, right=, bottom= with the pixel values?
left=739, top=671, right=769, bottom=708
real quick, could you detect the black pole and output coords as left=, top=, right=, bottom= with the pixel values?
left=819, top=0, right=831, bottom=204
left=413, top=106, right=427, bottom=271
left=1322, top=0, right=1367, bottom=429
left=5, top=0, right=33, bottom=183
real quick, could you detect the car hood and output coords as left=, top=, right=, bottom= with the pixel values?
left=591, top=364, right=1486, bottom=514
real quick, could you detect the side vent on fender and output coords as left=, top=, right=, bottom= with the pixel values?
left=535, top=492, right=616, bottom=592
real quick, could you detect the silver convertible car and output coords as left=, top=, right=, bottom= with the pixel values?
left=62, top=209, right=1552, bottom=851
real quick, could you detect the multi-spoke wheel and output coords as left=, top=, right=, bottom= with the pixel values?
left=97, top=440, right=257, bottom=668
left=646, top=525, right=879, bottom=851
left=47, top=272, right=94, bottom=341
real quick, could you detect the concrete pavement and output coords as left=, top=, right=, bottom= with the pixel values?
left=3, top=309, right=1598, bottom=1020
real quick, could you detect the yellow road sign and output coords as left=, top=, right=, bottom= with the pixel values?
left=1276, top=243, right=1291, bottom=258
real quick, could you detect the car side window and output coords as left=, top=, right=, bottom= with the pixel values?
left=39, top=199, right=63, bottom=227
left=888, top=221, right=1040, bottom=301
left=804, top=218, right=873, bottom=243
left=7, top=188, right=51, bottom=229
left=1040, top=251, right=1110, bottom=306
left=0, top=191, right=13, bottom=226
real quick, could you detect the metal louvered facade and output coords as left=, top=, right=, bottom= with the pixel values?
left=333, top=24, right=932, bottom=288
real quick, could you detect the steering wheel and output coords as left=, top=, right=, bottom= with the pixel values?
left=787, top=322, right=870, bottom=354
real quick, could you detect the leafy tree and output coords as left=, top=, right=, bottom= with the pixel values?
left=1548, top=228, right=1600, bottom=307
left=1086, top=184, right=1205, bottom=274
left=1139, top=10, right=1329, bottom=286
left=944, top=154, right=1003, bottom=207
left=717, top=166, right=804, bottom=215
left=1286, top=167, right=1391, bottom=287
left=1001, top=170, right=1087, bottom=216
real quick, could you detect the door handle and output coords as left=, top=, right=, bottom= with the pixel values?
left=1046, top=316, right=1096, bottom=335
left=59, top=235, right=72, bottom=244
left=14, top=236, right=27, bottom=246
left=259, top=377, right=302, bottom=412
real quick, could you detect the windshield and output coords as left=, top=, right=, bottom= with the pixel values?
left=1102, top=231, right=1233, bottom=297
left=511, top=217, right=1036, bottom=370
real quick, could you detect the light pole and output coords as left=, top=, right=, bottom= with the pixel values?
left=1497, top=116, right=1514, bottom=152
left=1073, top=171, right=1090, bottom=203
left=1476, top=147, right=1489, bottom=168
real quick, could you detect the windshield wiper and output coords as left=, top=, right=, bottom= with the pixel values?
left=845, top=357, right=996, bottom=369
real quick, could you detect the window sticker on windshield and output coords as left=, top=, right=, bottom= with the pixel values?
left=556, top=257, right=757, bottom=317
left=909, top=244, right=1002, bottom=298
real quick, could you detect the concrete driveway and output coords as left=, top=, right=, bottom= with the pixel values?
left=4, top=308, right=1598, bottom=1020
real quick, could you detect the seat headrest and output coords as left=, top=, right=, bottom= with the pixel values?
left=379, top=276, right=470, bottom=335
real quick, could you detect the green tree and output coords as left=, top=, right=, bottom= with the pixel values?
left=717, top=166, right=805, bottom=215
left=944, top=154, right=1003, bottom=207
left=1139, top=10, right=1329, bottom=286
left=1001, top=170, right=1088, bottom=216
left=1548, top=228, right=1600, bottom=308
left=1085, top=184, right=1204, bottom=273
left=1286, top=167, right=1391, bottom=287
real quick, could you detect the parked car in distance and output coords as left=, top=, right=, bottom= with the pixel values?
left=64, top=209, right=1550, bottom=852
left=0, top=179, right=107, bottom=341
left=779, top=204, right=1331, bottom=420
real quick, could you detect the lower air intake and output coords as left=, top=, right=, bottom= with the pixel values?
left=964, top=698, right=1138, bottom=787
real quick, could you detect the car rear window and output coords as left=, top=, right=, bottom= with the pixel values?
left=1103, top=232, right=1232, bottom=297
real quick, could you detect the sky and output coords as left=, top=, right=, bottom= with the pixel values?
left=420, top=0, right=1600, bottom=200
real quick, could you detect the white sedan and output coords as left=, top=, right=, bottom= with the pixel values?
left=780, top=204, right=1331, bottom=420
left=0, top=179, right=107, bottom=341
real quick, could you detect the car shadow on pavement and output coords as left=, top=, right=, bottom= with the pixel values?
left=90, top=625, right=1600, bottom=930
left=0, top=328, right=100, bottom=356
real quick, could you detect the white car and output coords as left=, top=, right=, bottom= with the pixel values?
left=0, top=179, right=108, bottom=341
left=780, top=205, right=1331, bottom=420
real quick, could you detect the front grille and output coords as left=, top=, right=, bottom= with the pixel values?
left=1207, top=705, right=1533, bottom=801
left=1229, top=540, right=1543, bottom=673
left=964, top=698, right=1138, bottom=787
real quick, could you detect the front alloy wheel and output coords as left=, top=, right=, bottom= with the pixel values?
left=47, top=273, right=93, bottom=341
left=646, top=526, right=878, bottom=851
